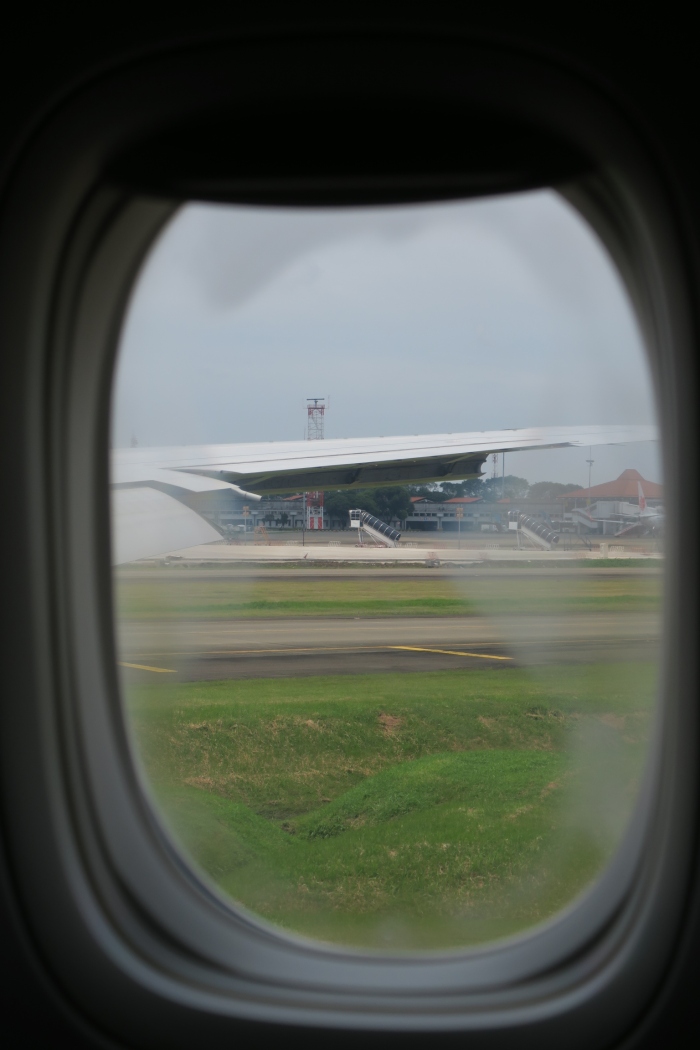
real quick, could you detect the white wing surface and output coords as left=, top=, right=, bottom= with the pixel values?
left=111, top=424, right=657, bottom=563
left=112, top=487, right=223, bottom=564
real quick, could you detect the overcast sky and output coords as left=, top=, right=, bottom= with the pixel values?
left=111, top=190, right=660, bottom=487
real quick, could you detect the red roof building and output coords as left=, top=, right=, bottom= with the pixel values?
left=410, top=495, right=483, bottom=504
left=561, top=469, right=663, bottom=502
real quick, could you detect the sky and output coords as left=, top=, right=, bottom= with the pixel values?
left=111, top=190, right=661, bottom=488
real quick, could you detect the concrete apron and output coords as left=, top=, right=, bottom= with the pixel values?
left=142, top=544, right=662, bottom=565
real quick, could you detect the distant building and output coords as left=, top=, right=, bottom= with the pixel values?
left=560, top=468, right=663, bottom=507
left=406, top=495, right=494, bottom=531
left=188, top=491, right=308, bottom=534
left=558, top=469, right=663, bottom=536
left=188, top=473, right=662, bottom=538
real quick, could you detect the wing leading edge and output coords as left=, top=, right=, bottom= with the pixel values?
left=111, top=424, right=657, bottom=563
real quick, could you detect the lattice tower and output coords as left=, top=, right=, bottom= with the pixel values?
left=306, top=398, right=326, bottom=441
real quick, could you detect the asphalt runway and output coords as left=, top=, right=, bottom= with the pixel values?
left=117, top=567, right=662, bottom=582
left=117, top=612, right=660, bottom=683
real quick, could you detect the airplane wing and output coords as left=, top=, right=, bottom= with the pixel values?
left=111, top=423, right=657, bottom=563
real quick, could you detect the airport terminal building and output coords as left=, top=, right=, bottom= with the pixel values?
left=180, top=469, right=663, bottom=538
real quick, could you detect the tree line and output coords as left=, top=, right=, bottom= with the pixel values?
left=261, top=478, right=582, bottom=527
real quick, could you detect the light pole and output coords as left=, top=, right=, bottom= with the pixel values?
left=586, top=447, right=594, bottom=490
left=456, top=506, right=464, bottom=549
left=242, top=504, right=250, bottom=544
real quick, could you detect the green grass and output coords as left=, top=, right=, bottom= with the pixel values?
left=126, top=664, right=655, bottom=950
left=115, top=573, right=661, bottom=621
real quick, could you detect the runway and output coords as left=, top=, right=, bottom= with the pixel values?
left=117, top=612, right=660, bottom=683
left=134, top=541, right=662, bottom=565
left=116, top=566, right=663, bottom=582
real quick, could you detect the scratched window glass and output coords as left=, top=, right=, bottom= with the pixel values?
left=111, top=193, right=663, bottom=951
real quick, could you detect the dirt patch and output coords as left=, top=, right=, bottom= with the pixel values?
left=184, top=776, right=214, bottom=789
left=507, top=804, right=534, bottom=820
left=599, top=713, right=626, bottom=730
left=378, top=713, right=403, bottom=735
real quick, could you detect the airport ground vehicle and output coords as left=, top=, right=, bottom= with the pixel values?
left=0, top=13, right=698, bottom=1049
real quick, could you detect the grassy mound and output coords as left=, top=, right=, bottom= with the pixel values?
left=115, top=573, right=661, bottom=621
left=128, top=664, right=654, bottom=949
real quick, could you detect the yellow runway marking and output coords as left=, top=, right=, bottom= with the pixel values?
left=390, top=646, right=512, bottom=661
left=206, top=645, right=382, bottom=655
left=122, top=645, right=509, bottom=662
left=128, top=645, right=390, bottom=658
left=119, top=661, right=177, bottom=673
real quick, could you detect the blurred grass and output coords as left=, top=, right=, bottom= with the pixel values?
left=126, top=664, right=655, bottom=950
left=114, top=573, right=661, bottom=621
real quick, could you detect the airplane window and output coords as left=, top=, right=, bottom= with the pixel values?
left=110, top=191, right=662, bottom=953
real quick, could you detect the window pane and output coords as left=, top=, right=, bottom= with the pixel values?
left=111, top=192, right=662, bottom=951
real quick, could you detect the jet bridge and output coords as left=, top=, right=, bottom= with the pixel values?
left=349, top=509, right=401, bottom=548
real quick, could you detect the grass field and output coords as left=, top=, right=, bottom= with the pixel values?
left=126, top=663, right=655, bottom=950
left=115, top=573, right=661, bottom=621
